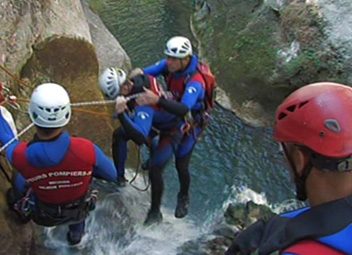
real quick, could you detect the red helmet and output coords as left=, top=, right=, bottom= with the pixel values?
left=274, top=82, right=352, bottom=158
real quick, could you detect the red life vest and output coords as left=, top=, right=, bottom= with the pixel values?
left=148, top=75, right=162, bottom=97
left=148, top=75, right=163, bottom=110
left=165, top=62, right=216, bottom=110
left=283, top=240, right=345, bottom=255
left=166, top=72, right=205, bottom=101
left=12, top=137, right=96, bottom=204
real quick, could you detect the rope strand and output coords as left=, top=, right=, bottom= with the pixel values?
left=0, top=122, right=34, bottom=153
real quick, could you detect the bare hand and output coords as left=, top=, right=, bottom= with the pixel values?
left=128, top=68, right=143, bottom=79
left=115, top=96, right=128, bottom=114
left=135, top=87, right=160, bottom=106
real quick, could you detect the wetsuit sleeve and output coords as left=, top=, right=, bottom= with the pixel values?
left=92, top=144, right=117, bottom=181
left=0, top=111, right=16, bottom=145
left=118, top=106, right=154, bottom=145
left=180, top=81, right=205, bottom=109
left=158, top=97, right=189, bottom=117
left=225, top=219, right=267, bottom=255
left=5, top=141, right=20, bottom=164
left=0, top=111, right=20, bottom=163
left=157, top=81, right=205, bottom=117
left=143, top=59, right=168, bottom=77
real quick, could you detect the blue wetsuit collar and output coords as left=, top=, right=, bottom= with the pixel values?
left=27, top=131, right=71, bottom=168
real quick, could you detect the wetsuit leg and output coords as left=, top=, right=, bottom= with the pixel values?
left=144, top=131, right=183, bottom=225
left=175, top=152, right=192, bottom=197
left=67, top=220, right=85, bottom=245
left=112, top=127, right=128, bottom=181
left=175, top=126, right=203, bottom=193
left=174, top=127, right=203, bottom=218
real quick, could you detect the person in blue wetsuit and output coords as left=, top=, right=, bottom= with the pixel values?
left=225, top=82, right=352, bottom=255
left=99, top=68, right=186, bottom=225
left=0, top=83, right=117, bottom=246
left=131, top=36, right=210, bottom=223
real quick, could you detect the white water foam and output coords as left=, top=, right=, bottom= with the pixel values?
left=42, top=169, right=203, bottom=255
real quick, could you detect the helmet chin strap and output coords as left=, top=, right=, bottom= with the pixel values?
left=293, top=161, right=313, bottom=201
left=282, top=143, right=313, bottom=201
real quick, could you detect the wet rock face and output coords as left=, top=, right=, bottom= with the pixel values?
left=178, top=201, right=276, bottom=255
left=0, top=0, right=130, bottom=253
left=192, top=0, right=352, bottom=126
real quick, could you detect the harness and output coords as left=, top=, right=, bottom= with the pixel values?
left=13, top=188, right=98, bottom=227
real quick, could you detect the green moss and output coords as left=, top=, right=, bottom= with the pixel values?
left=86, top=0, right=106, bottom=14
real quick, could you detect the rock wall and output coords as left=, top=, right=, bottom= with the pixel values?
left=0, top=0, right=130, bottom=253
left=192, top=0, right=352, bottom=126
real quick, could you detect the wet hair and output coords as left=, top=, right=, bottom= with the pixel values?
left=130, top=74, right=150, bottom=94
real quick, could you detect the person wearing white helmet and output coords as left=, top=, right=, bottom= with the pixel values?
left=130, top=36, right=212, bottom=224
left=99, top=68, right=185, bottom=193
left=0, top=83, right=118, bottom=246
left=99, top=67, right=127, bottom=99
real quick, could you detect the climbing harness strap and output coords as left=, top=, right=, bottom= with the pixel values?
left=33, top=189, right=98, bottom=227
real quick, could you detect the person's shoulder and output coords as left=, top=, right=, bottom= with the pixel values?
left=70, top=136, right=94, bottom=147
left=280, top=207, right=310, bottom=218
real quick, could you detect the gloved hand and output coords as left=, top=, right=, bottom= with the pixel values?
left=0, top=106, right=17, bottom=145
left=225, top=219, right=267, bottom=255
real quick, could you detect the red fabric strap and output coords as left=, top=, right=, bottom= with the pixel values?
left=283, top=240, right=344, bottom=255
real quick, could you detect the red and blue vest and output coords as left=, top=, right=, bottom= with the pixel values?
left=280, top=207, right=352, bottom=255
left=12, top=138, right=96, bottom=204
left=166, top=72, right=205, bottom=101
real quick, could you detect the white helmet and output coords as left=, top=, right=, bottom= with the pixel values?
left=99, top=67, right=127, bottom=99
left=29, top=83, right=71, bottom=128
left=164, top=36, right=193, bottom=58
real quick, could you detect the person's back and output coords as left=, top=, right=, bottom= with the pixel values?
left=0, top=83, right=117, bottom=245
left=225, top=82, right=352, bottom=255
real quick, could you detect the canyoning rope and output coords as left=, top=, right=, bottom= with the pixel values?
left=71, top=93, right=143, bottom=107
left=0, top=64, right=31, bottom=88
left=129, top=145, right=150, bottom=192
left=0, top=93, right=145, bottom=153
left=0, top=122, right=35, bottom=153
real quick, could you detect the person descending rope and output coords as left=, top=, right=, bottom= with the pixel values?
left=225, top=82, right=352, bottom=255
left=130, top=36, right=215, bottom=223
left=99, top=68, right=188, bottom=225
left=0, top=83, right=117, bottom=246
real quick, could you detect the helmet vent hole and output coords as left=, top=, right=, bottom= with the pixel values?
left=286, top=105, right=296, bottom=112
left=298, top=100, right=309, bottom=108
left=171, top=48, right=177, bottom=53
left=324, top=119, right=341, bottom=133
left=45, top=108, right=51, bottom=112
left=278, top=112, right=287, bottom=120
